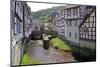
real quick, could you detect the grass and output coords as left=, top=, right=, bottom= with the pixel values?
left=50, top=37, right=71, bottom=52
left=21, top=54, right=43, bottom=65
left=50, top=37, right=96, bottom=61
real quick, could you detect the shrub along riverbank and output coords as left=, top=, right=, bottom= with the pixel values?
left=49, top=37, right=71, bottom=51
left=21, top=54, right=43, bottom=65
left=49, top=37, right=96, bottom=62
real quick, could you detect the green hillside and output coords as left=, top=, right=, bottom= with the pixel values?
left=31, top=6, right=64, bottom=19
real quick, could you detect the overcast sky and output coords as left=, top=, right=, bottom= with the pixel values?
left=27, top=2, right=64, bottom=12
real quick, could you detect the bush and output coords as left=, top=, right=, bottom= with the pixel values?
left=72, top=47, right=96, bottom=62
left=21, top=54, right=43, bottom=65
left=50, top=37, right=71, bottom=52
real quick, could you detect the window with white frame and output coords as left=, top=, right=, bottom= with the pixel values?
left=14, top=17, right=21, bottom=35
left=69, top=20, right=72, bottom=26
left=75, top=33, right=77, bottom=39
left=73, top=8, right=78, bottom=16
left=69, top=32, right=71, bottom=38
left=67, top=9, right=71, bottom=16
left=74, top=20, right=78, bottom=27
left=64, top=10, right=67, bottom=15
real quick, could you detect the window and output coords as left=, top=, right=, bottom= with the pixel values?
left=93, top=23, right=96, bottom=27
left=67, top=9, right=71, bottom=16
left=86, top=23, right=89, bottom=27
left=86, top=19, right=89, bottom=22
left=14, top=17, right=21, bottom=34
left=61, top=29, right=65, bottom=34
left=69, top=32, right=71, bottom=37
left=69, top=21, right=72, bottom=26
left=92, top=28, right=95, bottom=31
left=89, top=36, right=92, bottom=39
left=89, top=23, right=93, bottom=27
left=93, top=36, right=95, bottom=40
left=90, top=17, right=93, bottom=22
left=83, top=34, right=85, bottom=38
left=94, top=16, right=96, bottom=22
left=71, top=9, right=73, bottom=14
left=74, top=22, right=77, bottom=27
left=80, top=32, right=82, bottom=35
left=83, top=27, right=88, bottom=34
left=66, top=21, right=68, bottom=26
left=89, top=32, right=92, bottom=35
left=73, top=8, right=78, bottom=16
left=89, top=28, right=91, bottom=31
left=80, top=28, right=83, bottom=32
left=61, top=19, right=64, bottom=24
left=92, top=32, right=95, bottom=35
left=17, top=20, right=21, bottom=34
left=85, top=28, right=88, bottom=33
left=84, top=23, right=86, bottom=26
left=75, top=33, right=77, bottom=39
left=64, top=10, right=67, bottom=15
left=80, top=34, right=82, bottom=38
left=86, top=35, right=88, bottom=39
left=16, top=2, right=20, bottom=7
left=74, top=20, right=78, bottom=27
left=14, top=23, right=17, bottom=35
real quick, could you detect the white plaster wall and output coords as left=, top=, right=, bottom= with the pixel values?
left=65, top=20, right=80, bottom=45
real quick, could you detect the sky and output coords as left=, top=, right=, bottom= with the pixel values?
left=27, top=2, right=64, bottom=12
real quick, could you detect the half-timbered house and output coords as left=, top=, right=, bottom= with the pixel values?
left=79, top=6, right=96, bottom=49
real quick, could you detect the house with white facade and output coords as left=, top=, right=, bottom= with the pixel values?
left=64, top=5, right=81, bottom=45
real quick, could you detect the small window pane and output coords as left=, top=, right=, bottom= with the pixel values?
left=89, top=32, right=92, bottom=35
left=86, top=35, right=88, bottom=39
left=81, top=25, right=84, bottom=27
left=14, top=24, right=17, bottom=34
left=83, top=34, right=85, bottom=38
left=94, top=17, right=96, bottom=21
left=90, top=17, right=93, bottom=22
left=84, top=23, right=86, bottom=26
left=71, top=9, right=73, bottom=14
left=92, top=28, right=95, bottom=31
left=74, top=21, right=77, bottom=26
left=73, top=8, right=78, bottom=16
left=65, top=10, right=67, bottom=15
left=67, top=10, right=71, bottom=16
left=66, top=21, right=68, bottom=26
left=80, top=35, right=83, bottom=38
left=69, top=21, right=72, bottom=26
left=86, top=23, right=89, bottom=27
left=80, top=32, right=82, bottom=34
left=75, top=33, right=77, bottom=39
left=69, top=32, right=71, bottom=37
left=93, top=36, right=95, bottom=40
left=89, top=36, right=92, bottom=39
left=80, top=28, right=82, bottom=31
left=93, top=32, right=95, bottom=35
left=89, top=28, right=91, bottom=31
left=90, top=23, right=93, bottom=27
left=86, top=19, right=89, bottom=22
left=93, top=23, right=96, bottom=27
